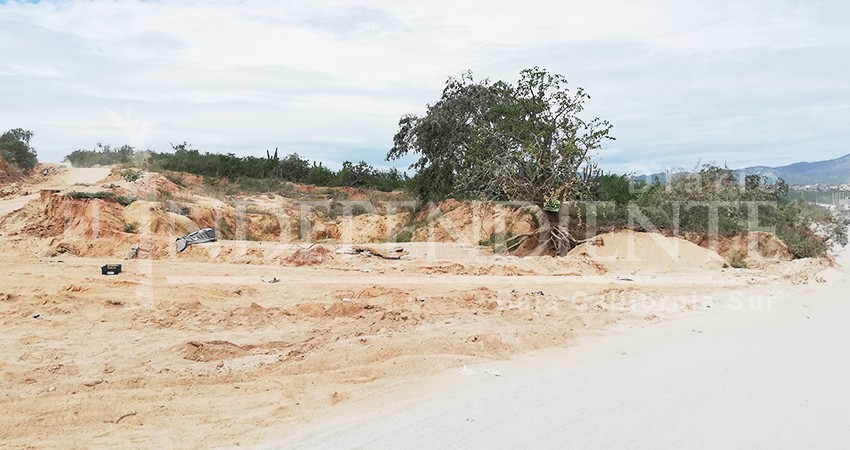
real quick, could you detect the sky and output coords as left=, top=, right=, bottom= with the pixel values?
left=1, top=0, right=848, bottom=175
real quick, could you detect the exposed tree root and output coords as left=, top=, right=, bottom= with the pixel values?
left=508, top=225, right=590, bottom=257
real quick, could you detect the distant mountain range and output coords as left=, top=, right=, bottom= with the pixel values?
left=736, top=153, right=850, bottom=185
left=641, top=153, right=850, bottom=186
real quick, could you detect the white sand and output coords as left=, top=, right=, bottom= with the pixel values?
left=265, top=246, right=850, bottom=449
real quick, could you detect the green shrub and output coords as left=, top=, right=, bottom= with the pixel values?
left=609, top=166, right=845, bottom=259
left=728, top=250, right=748, bottom=269
left=592, top=173, right=640, bottom=206
left=112, top=194, right=137, bottom=206
left=65, top=191, right=137, bottom=206
left=479, top=231, right=516, bottom=254
left=390, top=229, right=413, bottom=243
left=162, top=172, right=186, bottom=187
left=328, top=201, right=370, bottom=218
left=119, top=168, right=142, bottom=182
left=123, top=222, right=139, bottom=233
left=0, top=128, right=38, bottom=172
left=776, top=225, right=827, bottom=258
left=66, top=144, right=134, bottom=167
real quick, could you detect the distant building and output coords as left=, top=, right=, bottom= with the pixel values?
left=838, top=196, right=850, bottom=219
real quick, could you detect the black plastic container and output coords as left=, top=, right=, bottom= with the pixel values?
left=101, top=264, right=122, bottom=275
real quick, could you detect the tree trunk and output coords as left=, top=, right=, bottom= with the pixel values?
left=543, top=209, right=573, bottom=256
left=509, top=204, right=578, bottom=257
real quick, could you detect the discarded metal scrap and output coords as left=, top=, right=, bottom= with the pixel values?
left=176, top=227, right=217, bottom=253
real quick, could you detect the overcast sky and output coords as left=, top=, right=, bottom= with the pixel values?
left=1, top=0, right=848, bottom=174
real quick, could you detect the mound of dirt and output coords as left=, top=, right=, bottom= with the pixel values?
left=286, top=245, right=332, bottom=266
left=8, top=191, right=126, bottom=240
left=686, top=231, right=793, bottom=265
left=411, top=200, right=533, bottom=244
left=1, top=191, right=148, bottom=255
left=122, top=172, right=181, bottom=197
left=180, top=340, right=247, bottom=362
left=574, top=230, right=726, bottom=272
left=331, top=212, right=411, bottom=244
left=124, top=201, right=197, bottom=236
left=310, top=222, right=340, bottom=241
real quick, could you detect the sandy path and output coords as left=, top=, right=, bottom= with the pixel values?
left=0, top=166, right=111, bottom=218
left=0, top=193, right=38, bottom=216
left=267, top=249, right=850, bottom=448
left=58, top=167, right=112, bottom=186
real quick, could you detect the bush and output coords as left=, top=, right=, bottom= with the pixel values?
left=592, top=173, right=639, bottom=206
left=162, top=172, right=186, bottom=187
left=0, top=128, right=38, bottom=173
left=67, top=142, right=412, bottom=193
left=328, top=201, right=370, bottom=218
left=123, top=222, right=139, bottom=233
left=390, top=229, right=413, bottom=243
left=66, top=144, right=134, bottom=167
left=114, top=195, right=137, bottom=206
left=776, top=225, right=827, bottom=259
left=119, top=168, right=143, bottom=182
left=479, top=231, right=516, bottom=254
left=585, top=166, right=845, bottom=259
left=65, top=191, right=137, bottom=206
left=727, top=250, right=748, bottom=269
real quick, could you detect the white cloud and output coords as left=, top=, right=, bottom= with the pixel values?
left=0, top=0, right=848, bottom=174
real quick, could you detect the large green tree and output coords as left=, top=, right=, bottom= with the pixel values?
left=388, top=67, right=614, bottom=255
left=0, top=128, right=39, bottom=173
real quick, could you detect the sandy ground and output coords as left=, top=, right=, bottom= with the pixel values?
left=0, top=166, right=111, bottom=215
left=0, top=167, right=838, bottom=449
left=266, top=248, right=850, bottom=449
left=0, top=194, right=38, bottom=217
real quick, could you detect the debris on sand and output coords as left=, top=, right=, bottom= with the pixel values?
left=286, top=245, right=332, bottom=266
left=175, top=228, right=217, bottom=253
left=124, top=246, right=139, bottom=260
left=115, top=411, right=137, bottom=424
left=101, top=264, right=122, bottom=275
left=342, top=246, right=408, bottom=260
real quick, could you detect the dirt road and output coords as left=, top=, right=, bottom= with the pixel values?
left=267, top=248, right=850, bottom=449
left=58, top=167, right=112, bottom=186
left=0, top=166, right=111, bottom=218
left=0, top=193, right=37, bottom=217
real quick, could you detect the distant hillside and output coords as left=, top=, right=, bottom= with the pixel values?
left=639, top=153, right=850, bottom=186
left=737, top=153, right=850, bottom=185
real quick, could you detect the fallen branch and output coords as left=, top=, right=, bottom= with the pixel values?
left=115, top=411, right=137, bottom=424
left=505, top=232, right=534, bottom=251
left=350, top=246, right=407, bottom=260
